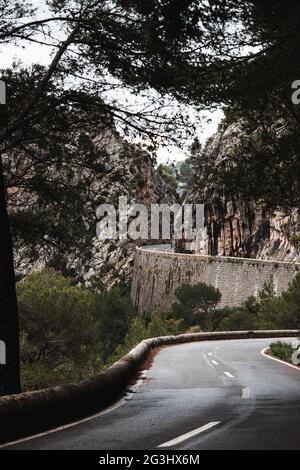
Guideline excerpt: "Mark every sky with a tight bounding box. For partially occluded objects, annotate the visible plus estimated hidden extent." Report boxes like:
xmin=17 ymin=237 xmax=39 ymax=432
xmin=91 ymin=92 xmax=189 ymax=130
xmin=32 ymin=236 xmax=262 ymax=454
xmin=0 ymin=3 xmax=224 ymax=165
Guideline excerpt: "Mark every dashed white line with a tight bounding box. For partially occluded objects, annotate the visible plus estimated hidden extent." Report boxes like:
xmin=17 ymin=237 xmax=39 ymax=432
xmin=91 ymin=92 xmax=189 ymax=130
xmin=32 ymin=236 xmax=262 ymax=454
xmin=158 ymin=422 xmax=221 ymax=448
xmin=211 ymin=360 xmax=219 ymax=366
xmin=242 ymin=387 xmax=251 ymax=399
xmin=224 ymin=371 xmax=235 ymax=378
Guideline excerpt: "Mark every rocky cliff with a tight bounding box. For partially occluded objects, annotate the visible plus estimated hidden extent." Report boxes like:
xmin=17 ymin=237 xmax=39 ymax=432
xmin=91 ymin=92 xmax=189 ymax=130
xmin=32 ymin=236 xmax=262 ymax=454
xmin=8 ymin=130 xmax=175 ymax=288
xmin=186 ymin=119 xmax=300 ymax=262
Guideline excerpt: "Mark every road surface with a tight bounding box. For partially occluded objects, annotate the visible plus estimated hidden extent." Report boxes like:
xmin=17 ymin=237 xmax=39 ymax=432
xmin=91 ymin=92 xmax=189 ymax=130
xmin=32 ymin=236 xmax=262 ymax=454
xmin=140 ymin=245 xmax=171 ymax=252
xmin=3 ymin=338 xmax=300 ymax=450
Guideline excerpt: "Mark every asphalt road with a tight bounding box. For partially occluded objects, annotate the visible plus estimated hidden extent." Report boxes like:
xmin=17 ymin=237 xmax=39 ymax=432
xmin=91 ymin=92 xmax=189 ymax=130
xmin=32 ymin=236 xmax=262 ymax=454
xmin=140 ymin=244 xmax=171 ymax=252
xmin=3 ymin=338 xmax=300 ymax=450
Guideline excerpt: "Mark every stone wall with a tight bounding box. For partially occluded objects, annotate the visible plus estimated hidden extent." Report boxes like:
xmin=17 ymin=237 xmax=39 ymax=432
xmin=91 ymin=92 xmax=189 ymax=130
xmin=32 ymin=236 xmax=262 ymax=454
xmin=132 ymin=248 xmax=300 ymax=314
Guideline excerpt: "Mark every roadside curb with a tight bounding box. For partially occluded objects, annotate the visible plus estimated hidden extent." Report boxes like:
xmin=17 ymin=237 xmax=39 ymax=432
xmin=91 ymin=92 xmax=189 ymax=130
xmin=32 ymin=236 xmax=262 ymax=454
xmin=0 ymin=330 xmax=299 ymax=444
xmin=261 ymin=346 xmax=300 ymax=372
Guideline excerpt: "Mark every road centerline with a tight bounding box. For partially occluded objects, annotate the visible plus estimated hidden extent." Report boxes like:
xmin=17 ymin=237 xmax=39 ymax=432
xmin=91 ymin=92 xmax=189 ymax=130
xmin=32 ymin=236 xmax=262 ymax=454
xmin=224 ymin=371 xmax=235 ymax=378
xmin=158 ymin=422 xmax=221 ymax=448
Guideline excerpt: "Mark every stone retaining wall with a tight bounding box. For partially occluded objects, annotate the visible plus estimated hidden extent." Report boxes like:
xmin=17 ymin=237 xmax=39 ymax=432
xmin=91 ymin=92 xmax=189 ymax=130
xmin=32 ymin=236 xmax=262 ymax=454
xmin=132 ymin=248 xmax=300 ymax=313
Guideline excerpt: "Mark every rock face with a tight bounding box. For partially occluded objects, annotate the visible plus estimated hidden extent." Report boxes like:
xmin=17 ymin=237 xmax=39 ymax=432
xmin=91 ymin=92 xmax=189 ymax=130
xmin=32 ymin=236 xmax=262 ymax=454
xmin=186 ymin=120 xmax=300 ymax=262
xmin=9 ymin=130 xmax=175 ymax=288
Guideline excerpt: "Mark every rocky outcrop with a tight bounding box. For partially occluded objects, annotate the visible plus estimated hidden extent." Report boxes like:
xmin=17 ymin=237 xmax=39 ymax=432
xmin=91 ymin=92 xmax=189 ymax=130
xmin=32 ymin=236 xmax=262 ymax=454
xmin=8 ymin=130 xmax=175 ymax=288
xmin=186 ymin=120 xmax=300 ymax=262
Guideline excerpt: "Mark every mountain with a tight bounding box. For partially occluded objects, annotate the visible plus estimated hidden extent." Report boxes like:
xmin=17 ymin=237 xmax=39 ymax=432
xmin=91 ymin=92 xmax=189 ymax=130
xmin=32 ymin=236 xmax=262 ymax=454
xmin=186 ymin=119 xmax=300 ymax=262
xmin=8 ymin=130 xmax=175 ymax=288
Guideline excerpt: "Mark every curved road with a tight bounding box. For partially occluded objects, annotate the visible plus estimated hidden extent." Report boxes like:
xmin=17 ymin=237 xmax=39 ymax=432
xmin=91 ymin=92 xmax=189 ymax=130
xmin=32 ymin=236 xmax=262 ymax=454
xmin=3 ymin=338 xmax=300 ymax=450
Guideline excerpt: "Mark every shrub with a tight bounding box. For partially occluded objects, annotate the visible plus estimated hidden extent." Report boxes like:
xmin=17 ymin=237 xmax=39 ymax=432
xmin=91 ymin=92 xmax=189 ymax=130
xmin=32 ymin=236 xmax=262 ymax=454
xmin=215 ymin=275 xmax=300 ymax=331
xmin=18 ymin=269 xmax=102 ymax=391
xmin=108 ymin=310 xmax=183 ymax=364
xmin=269 ymin=342 xmax=295 ymax=363
xmin=96 ymin=288 xmax=135 ymax=363
xmin=173 ymin=283 xmax=221 ymax=330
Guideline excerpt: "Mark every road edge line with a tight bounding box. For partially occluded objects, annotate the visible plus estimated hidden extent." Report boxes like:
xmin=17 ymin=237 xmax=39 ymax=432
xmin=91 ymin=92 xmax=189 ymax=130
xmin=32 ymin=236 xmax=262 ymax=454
xmin=261 ymin=347 xmax=300 ymax=372
xmin=0 ymin=397 xmax=127 ymax=449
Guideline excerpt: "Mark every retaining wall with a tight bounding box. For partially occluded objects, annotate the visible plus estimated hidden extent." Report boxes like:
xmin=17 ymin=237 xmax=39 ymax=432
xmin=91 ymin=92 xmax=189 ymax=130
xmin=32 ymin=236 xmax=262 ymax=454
xmin=132 ymin=248 xmax=300 ymax=314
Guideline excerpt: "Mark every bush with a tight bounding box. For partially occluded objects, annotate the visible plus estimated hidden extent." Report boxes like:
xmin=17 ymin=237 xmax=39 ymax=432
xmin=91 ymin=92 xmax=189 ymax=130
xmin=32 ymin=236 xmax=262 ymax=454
xmin=269 ymin=342 xmax=295 ymax=363
xmin=217 ymin=297 xmax=261 ymax=331
xmin=96 ymin=288 xmax=135 ymax=363
xmin=18 ymin=269 xmax=102 ymax=391
xmin=172 ymin=283 xmax=221 ymax=330
xmin=18 ymin=269 xmax=185 ymax=390
xmin=214 ymin=275 xmax=300 ymax=332
xmin=108 ymin=310 xmax=183 ymax=364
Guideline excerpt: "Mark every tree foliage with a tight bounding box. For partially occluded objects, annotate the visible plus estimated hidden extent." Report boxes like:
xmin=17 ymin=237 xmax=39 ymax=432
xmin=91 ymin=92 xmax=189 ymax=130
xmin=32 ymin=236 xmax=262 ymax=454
xmin=173 ymin=283 xmax=221 ymax=330
xmin=178 ymin=137 xmax=202 ymax=192
xmin=18 ymin=269 xmax=102 ymax=390
xmin=215 ymin=274 xmax=300 ymax=331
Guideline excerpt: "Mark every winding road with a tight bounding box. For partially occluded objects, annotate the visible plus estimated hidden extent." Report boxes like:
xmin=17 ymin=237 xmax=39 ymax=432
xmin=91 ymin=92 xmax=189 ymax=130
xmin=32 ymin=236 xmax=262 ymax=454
xmin=3 ymin=338 xmax=300 ymax=450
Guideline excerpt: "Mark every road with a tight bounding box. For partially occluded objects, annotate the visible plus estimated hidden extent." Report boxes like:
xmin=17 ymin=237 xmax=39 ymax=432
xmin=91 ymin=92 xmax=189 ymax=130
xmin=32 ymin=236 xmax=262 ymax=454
xmin=140 ymin=244 xmax=171 ymax=252
xmin=3 ymin=338 xmax=300 ymax=450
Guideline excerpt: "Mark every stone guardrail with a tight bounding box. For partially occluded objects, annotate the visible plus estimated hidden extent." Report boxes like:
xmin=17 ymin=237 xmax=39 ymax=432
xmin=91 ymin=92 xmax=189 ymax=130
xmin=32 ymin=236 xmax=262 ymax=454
xmin=0 ymin=330 xmax=299 ymax=445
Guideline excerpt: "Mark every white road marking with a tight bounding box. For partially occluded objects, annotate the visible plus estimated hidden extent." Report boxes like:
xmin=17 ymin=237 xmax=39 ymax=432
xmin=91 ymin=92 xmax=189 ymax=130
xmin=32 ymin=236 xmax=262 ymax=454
xmin=208 ymin=353 xmax=213 ymax=356
xmin=0 ymin=396 xmax=127 ymax=449
xmin=242 ymin=388 xmax=251 ymax=399
xmin=3 ymin=371 xmax=149 ymax=448
xmin=211 ymin=360 xmax=219 ymax=366
xmin=261 ymin=347 xmax=300 ymax=372
xmin=158 ymin=422 xmax=221 ymax=448
xmin=224 ymin=371 xmax=235 ymax=378
xmin=202 ymin=353 xmax=215 ymax=370
xmin=127 ymin=378 xmax=144 ymax=393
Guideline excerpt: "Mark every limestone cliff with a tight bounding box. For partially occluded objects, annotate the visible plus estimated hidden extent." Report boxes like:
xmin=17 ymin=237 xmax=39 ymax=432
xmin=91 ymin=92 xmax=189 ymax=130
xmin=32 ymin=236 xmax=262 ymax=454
xmin=8 ymin=130 xmax=175 ymax=288
xmin=186 ymin=120 xmax=300 ymax=262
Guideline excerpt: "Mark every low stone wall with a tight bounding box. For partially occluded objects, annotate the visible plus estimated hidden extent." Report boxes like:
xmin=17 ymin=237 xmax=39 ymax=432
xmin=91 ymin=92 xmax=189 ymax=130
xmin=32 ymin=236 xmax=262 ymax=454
xmin=132 ymin=248 xmax=300 ymax=314
xmin=0 ymin=330 xmax=298 ymax=445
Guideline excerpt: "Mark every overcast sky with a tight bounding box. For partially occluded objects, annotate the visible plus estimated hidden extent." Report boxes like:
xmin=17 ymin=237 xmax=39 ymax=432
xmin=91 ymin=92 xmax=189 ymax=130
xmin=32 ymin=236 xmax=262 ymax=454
xmin=0 ymin=2 xmax=224 ymax=164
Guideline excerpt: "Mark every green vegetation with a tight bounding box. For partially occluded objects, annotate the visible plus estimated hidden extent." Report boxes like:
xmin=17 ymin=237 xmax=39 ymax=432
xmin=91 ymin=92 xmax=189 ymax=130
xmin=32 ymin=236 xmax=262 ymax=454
xmin=18 ymin=270 xmax=183 ymax=391
xmin=18 ymin=270 xmax=300 ymax=392
xmin=109 ymin=310 xmax=183 ymax=364
xmin=18 ymin=270 xmax=102 ymax=391
xmin=213 ymin=276 xmax=300 ymax=331
xmin=178 ymin=137 xmax=202 ymax=192
xmin=269 ymin=342 xmax=295 ymax=364
xmin=171 ymin=276 xmax=300 ymax=333
xmin=290 ymin=235 xmax=300 ymax=245
xmin=172 ymin=283 xmax=221 ymax=330
xmin=157 ymin=164 xmax=179 ymax=192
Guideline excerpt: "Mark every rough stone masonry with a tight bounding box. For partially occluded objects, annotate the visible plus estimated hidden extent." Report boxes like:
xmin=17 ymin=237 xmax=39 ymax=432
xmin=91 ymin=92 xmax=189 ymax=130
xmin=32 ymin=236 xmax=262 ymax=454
xmin=131 ymin=248 xmax=300 ymax=314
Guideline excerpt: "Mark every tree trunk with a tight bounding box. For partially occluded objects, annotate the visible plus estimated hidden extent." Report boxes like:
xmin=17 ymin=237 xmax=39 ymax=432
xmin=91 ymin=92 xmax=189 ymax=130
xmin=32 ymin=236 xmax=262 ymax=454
xmin=0 ymin=91 xmax=21 ymax=396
